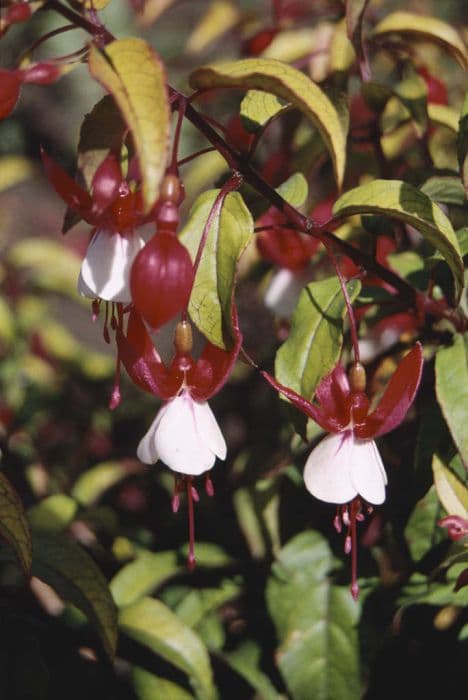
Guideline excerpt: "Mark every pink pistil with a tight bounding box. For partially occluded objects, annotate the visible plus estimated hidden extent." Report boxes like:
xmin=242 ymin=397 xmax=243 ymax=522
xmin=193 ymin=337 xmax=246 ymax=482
xmin=186 ymin=477 xmax=196 ymax=571
xmin=335 ymin=498 xmax=366 ymax=600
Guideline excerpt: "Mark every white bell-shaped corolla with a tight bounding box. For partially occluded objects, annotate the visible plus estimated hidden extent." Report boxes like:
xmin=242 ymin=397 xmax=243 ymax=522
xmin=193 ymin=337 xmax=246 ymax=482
xmin=137 ymin=391 xmax=227 ymax=476
xmin=303 ymin=431 xmax=388 ymax=506
xmin=78 ymin=228 xmax=146 ymax=303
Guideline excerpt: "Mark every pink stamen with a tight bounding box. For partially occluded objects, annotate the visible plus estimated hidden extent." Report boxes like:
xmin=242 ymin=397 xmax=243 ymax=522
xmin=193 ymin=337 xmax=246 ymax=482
xmin=103 ymin=302 xmax=110 ymax=344
xmin=344 ymin=535 xmax=352 ymax=554
xmin=92 ymin=299 xmax=100 ymax=322
xmin=191 ymin=485 xmax=199 ymax=502
xmin=342 ymin=505 xmax=350 ymax=527
xmin=205 ymin=475 xmax=215 ymax=497
xmin=172 ymin=477 xmax=181 ymax=513
xmin=333 ymin=511 xmax=342 ymax=533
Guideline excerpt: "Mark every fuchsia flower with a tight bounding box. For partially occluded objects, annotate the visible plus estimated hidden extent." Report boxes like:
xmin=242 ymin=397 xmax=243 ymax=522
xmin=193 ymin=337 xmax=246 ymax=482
xmin=263 ymin=343 xmax=424 ymax=598
xmin=42 ymin=149 xmax=150 ymax=304
xmin=117 ymin=309 xmax=241 ymax=568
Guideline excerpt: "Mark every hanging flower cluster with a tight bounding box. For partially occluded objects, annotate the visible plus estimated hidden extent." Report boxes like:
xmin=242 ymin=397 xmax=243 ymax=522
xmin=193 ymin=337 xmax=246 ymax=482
xmin=263 ymin=344 xmax=423 ymax=597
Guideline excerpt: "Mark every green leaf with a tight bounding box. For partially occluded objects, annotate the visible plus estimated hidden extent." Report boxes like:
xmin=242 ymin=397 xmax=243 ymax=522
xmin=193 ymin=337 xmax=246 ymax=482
xmin=435 ymin=334 xmax=468 ymax=466
xmin=88 ymin=38 xmax=170 ymax=213
xmin=119 ymin=597 xmax=216 ymax=700
xmin=266 ymin=531 xmax=361 ymax=700
xmin=222 ymin=640 xmax=283 ymax=700
xmin=32 ymin=532 xmax=118 ymax=660
xmin=180 ymin=190 xmax=253 ymax=348
xmin=0 ymin=472 xmax=32 ymax=575
xmin=110 ymin=551 xmax=180 ymax=608
xmin=432 ymin=455 xmax=468 ymax=518
xmin=371 ymin=12 xmax=468 ymax=70
xmin=393 ymin=72 xmax=428 ymax=137
xmin=7 ymin=239 xmax=81 ymax=299
xmin=420 ymin=176 xmax=466 ymax=206
xmin=400 ymin=566 xmax=468 ymax=608
xmin=240 ymin=90 xmax=289 ymax=132
xmin=77 ymin=95 xmax=126 ymax=190
xmin=428 ymin=103 xmax=460 ymax=133
xmin=72 ymin=460 xmax=142 ymax=507
xmin=404 ymin=487 xmax=443 ymax=563
xmin=276 ymin=172 xmax=308 ymax=208
xmin=457 ymin=92 xmax=468 ymax=197
xmin=332 ymin=179 xmax=464 ymax=300
xmin=132 ymin=666 xmax=194 ymax=700
xmin=28 ymin=495 xmax=77 ymax=534
xmin=190 ymin=58 xmax=346 ymax=188
xmin=275 ymin=277 xmax=361 ymax=400
xmin=174 ymin=578 xmax=240 ymax=630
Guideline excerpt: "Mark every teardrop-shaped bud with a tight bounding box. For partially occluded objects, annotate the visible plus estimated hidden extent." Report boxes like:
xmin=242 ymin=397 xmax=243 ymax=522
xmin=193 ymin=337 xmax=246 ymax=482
xmin=130 ymin=231 xmax=194 ymax=329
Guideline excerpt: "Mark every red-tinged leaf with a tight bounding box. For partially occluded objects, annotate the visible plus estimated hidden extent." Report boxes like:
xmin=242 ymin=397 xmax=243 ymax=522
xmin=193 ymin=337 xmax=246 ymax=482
xmin=356 ymin=342 xmax=423 ymax=439
xmin=91 ymin=154 xmax=122 ymax=215
xmin=260 ymin=370 xmax=335 ymax=432
xmin=41 ymin=148 xmax=92 ymax=216
xmin=190 ymin=307 xmax=242 ymax=400
xmin=0 ymin=69 xmax=21 ymax=120
xmin=117 ymin=311 xmax=181 ymax=399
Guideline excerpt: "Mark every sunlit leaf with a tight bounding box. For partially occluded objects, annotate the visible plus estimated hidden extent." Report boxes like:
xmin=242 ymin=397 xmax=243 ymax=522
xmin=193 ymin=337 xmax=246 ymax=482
xmin=190 ymin=58 xmax=346 ymax=188
xmin=119 ymin=597 xmax=216 ymax=700
xmin=266 ymin=531 xmax=361 ymax=700
xmin=132 ymin=666 xmax=194 ymax=700
xmin=432 ymin=455 xmax=468 ymax=518
xmin=88 ymin=38 xmax=170 ymax=213
xmin=7 ymin=239 xmax=81 ymax=299
xmin=111 ymin=551 xmax=179 ymax=608
xmin=186 ymin=0 xmax=240 ymax=55
xmin=240 ymin=90 xmax=288 ymax=132
xmin=180 ymin=190 xmax=253 ymax=348
xmin=420 ymin=177 xmax=466 ymax=206
xmin=333 ymin=179 xmax=464 ymax=300
xmin=428 ymin=103 xmax=459 ymax=133
xmin=222 ymin=640 xmax=283 ymax=700
xmin=28 ymin=495 xmax=77 ymax=534
xmin=371 ymin=12 xmax=468 ymax=70
xmin=72 ymin=460 xmax=142 ymax=507
xmin=435 ymin=334 xmax=468 ymax=466
xmin=76 ymin=0 xmax=112 ymax=8
xmin=0 ymin=471 xmax=32 ymax=575
xmin=32 ymin=532 xmax=118 ymax=659
xmin=275 ymin=277 xmax=361 ymax=400
xmin=276 ymin=172 xmax=308 ymax=208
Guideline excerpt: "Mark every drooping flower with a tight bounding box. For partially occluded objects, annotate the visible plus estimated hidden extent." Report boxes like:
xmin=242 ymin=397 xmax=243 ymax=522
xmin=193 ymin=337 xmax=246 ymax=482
xmin=262 ymin=343 xmax=424 ymax=597
xmin=117 ymin=309 xmax=241 ymax=568
xmin=42 ymin=149 xmax=150 ymax=304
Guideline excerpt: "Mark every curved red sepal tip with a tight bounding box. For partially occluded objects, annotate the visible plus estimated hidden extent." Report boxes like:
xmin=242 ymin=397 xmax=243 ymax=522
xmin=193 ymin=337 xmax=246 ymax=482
xmin=41 ymin=147 xmax=92 ymax=214
xmin=356 ymin=342 xmax=424 ymax=439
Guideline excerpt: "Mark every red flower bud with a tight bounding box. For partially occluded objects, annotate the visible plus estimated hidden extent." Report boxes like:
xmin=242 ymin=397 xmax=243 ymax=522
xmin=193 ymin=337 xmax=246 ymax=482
xmin=7 ymin=2 xmax=32 ymax=23
xmin=130 ymin=232 xmax=194 ymax=329
xmin=21 ymin=62 xmax=60 ymax=85
xmin=242 ymin=28 xmax=278 ymax=56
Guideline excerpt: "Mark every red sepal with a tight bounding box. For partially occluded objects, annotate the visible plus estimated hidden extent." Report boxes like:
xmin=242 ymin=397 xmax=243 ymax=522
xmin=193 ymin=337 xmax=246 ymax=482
xmin=256 ymin=208 xmax=318 ymax=270
xmin=356 ymin=342 xmax=423 ymax=439
xmin=41 ymin=148 xmax=92 ymax=216
xmin=260 ymin=370 xmax=338 ymax=432
xmin=0 ymin=69 xmax=21 ymax=120
xmin=189 ymin=308 xmax=242 ymax=400
xmin=314 ymin=364 xmax=351 ymax=430
xmin=116 ymin=310 xmax=182 ymax=399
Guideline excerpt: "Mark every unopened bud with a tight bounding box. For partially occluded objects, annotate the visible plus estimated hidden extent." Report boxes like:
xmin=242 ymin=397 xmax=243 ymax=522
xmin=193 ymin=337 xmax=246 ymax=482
xmin=160 ymin=174 xmax=181 ymax=204
xmin=349 ymin=362 xmax=366 ymax=393
xmin=174 ymin=320 xmax=193 ymax=356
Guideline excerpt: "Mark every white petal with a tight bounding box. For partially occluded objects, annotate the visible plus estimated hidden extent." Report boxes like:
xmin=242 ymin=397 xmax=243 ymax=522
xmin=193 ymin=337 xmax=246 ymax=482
xmin=264 ymin=268 xmax=313 ymax=318
xmin=79 ymin=228 xmax=145 ymax=302
xmin=136 ymin=403 xmax=168 ymax=464
xmin=349 ymin=439 xmax=387 ymax=505
xmin=304 ymin=432 xmax=357 ymax=504
xmin=191 ymin=400 xmax=227 ymax=460
xmin=153 ymin=395 xmax=217 ymax=476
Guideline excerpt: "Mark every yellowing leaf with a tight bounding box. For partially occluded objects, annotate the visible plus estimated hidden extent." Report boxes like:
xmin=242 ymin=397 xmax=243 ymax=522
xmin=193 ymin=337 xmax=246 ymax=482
xmin=180 ymin=190 xmax=253 ymax=348
xmin=433 ymin=455 xmax=468 ymax=518
xmin=333 ymin=179 xmax=464 ymax=300
xmin=428 ymin=104 xmax=460 ymax=133
xmin=190 ymin=58 xmax=346 ymax=188
xmin=372 ymin=12 xmax=468 ymax=70
xmin=76 ymin=0 xmax=112 ymax=8
xmin=0 ymin=156 xmax=36 ymax=192
xmin=0 ymin=472 xmax=32 ymax=575
xmin=240 ymin=90 xmax=288 ymax=132
xmin=88 ymin=38 xmax=170 ymax=213
xmin=186 ymin=0 xmax=240 ymax=55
